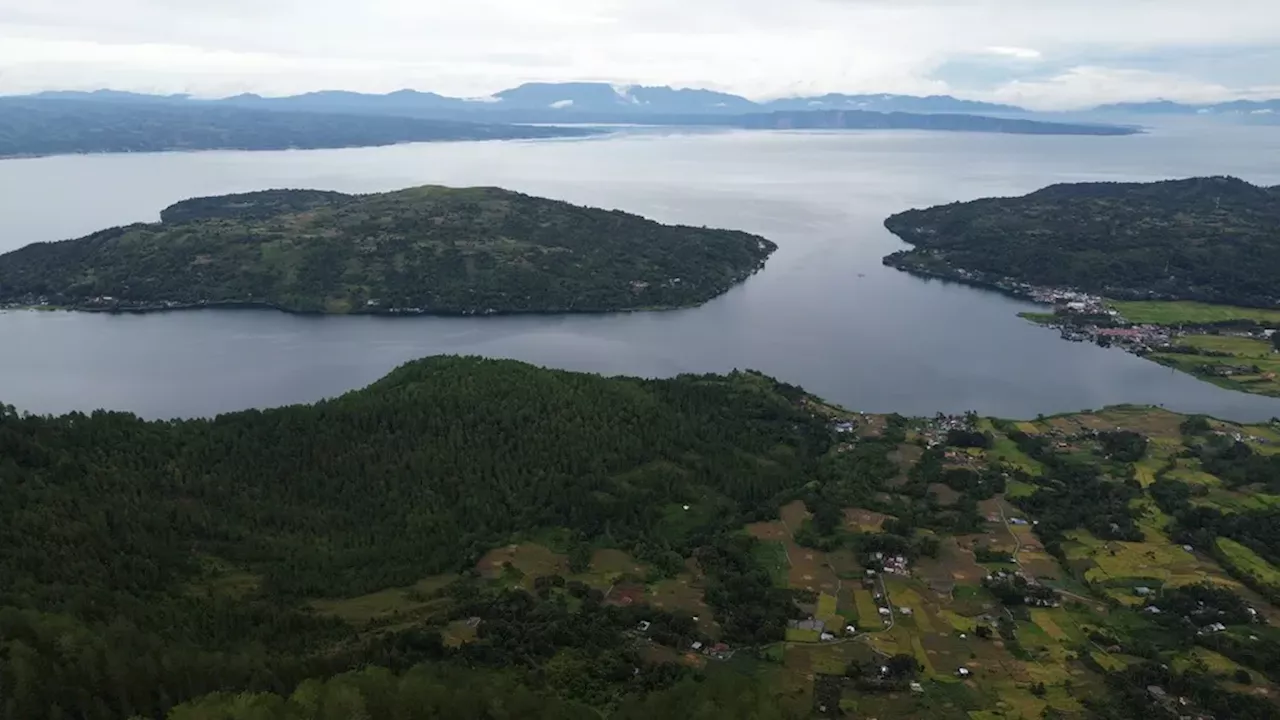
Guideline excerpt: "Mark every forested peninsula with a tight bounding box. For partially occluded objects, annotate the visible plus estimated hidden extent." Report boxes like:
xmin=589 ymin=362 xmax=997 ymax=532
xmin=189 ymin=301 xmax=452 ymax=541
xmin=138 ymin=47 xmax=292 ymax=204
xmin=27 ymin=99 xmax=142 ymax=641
xmin=6 ymin=357 xmax=1280 ymax=719
xmin=0 ymin=98 xmax=594 ymax=158
xmin=882 ymin=176 xmax=1280 ymax=307
xmin=0 ymin=186 xmax=776 ymax=314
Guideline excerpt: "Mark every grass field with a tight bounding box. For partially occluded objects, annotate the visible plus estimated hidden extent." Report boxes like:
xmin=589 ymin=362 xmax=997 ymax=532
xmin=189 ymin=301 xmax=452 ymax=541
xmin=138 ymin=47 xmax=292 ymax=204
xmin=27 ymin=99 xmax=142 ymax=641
xmin=1182 ymin=334 xmax=1276 ymax=357
xmin=854 ymin=588 xmax=881 ymax=627
xmin=311 ymin=574 xmax=455 ymax=626
xmin=784 ymin=628 xmax=821 ymax=643
xmin=477 ymin=542 xmax=568 ymax=585
xmin=1216 ymin=537 xmax=1280 ymax=592
xmin=989 ymin=434 xmax=1044 ymax=476
xmin=752 ymin=540 xmax=791 ymax=588
xmin=844 ymin=507 xmax=892 ymax=532
xmin=1110 ymin=300 xmax=1280 ymax=325
xmin=1149 ymin=351 xmax=1280 ymax=397
xmin=817 ymin=592 xmax=842 ymax=629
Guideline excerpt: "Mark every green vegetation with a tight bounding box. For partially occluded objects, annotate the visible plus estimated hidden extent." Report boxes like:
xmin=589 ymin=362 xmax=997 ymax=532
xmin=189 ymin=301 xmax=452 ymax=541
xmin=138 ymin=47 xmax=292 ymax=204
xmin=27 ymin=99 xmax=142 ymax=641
xmin=0 ymin=186 xmax=776 ymax=314
xmin=0 ymin=97 xmax=593 ymax=158
xmin=884 ymin=176 xmax=1280 ymax=307
xmin=1110 ymin=301 xmax=1280 ymax=326
xmin=5 ymin=361 xmax=1280 ymax=719
xmin=1216 ymin=538 xmax=1280 ymax=597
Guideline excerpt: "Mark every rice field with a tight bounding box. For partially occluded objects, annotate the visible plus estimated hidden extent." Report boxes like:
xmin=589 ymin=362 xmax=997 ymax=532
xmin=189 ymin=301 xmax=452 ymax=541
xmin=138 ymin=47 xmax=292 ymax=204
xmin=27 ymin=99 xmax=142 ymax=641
xmin=1216 ymin=537 xmax=1280 ymax=592
xmin=1110 ymin=300 xmax=1280 ymax=325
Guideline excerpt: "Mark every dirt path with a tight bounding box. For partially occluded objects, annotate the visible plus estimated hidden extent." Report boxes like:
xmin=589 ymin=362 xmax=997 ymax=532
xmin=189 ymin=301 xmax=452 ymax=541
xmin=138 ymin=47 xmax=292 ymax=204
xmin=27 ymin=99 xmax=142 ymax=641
xmin=997 ymin=500 xmax=1026 ymax=572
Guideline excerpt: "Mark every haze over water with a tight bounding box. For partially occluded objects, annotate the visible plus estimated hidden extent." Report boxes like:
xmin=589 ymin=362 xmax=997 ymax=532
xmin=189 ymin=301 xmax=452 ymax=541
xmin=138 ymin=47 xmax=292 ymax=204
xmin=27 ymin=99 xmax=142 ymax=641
xmin=3 ymin=125 xmax=1280 ymax=421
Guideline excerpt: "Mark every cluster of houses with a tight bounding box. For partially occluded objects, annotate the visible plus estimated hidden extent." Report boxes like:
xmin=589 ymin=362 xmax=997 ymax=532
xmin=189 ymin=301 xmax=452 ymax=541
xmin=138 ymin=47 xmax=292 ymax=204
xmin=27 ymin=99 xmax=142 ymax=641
xmin=983 ymin=569 xmax=1062 ymax=608
xmin=921 ymin=414 xmax=978 ymax=448
xmin=1030 ymin=288 xmax=1113 ymax=315
xmin=870 ymin=551 xmax=910 ymax=576
xmin=1019 ymin=288 xmax=1180 ymax=353
xmin=633 ymin=619 xmax=735 ymax=660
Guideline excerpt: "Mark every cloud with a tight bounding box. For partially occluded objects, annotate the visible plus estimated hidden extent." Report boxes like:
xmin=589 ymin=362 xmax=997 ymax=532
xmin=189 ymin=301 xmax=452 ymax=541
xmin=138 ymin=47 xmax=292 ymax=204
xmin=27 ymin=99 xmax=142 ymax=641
xmin=987 ymin=66 xmax=1280 ymax=111
xmin=0 ymin=0 xmax=1277 ymax=108
xmin=984 ymin=46 xmax=1042 ymax=60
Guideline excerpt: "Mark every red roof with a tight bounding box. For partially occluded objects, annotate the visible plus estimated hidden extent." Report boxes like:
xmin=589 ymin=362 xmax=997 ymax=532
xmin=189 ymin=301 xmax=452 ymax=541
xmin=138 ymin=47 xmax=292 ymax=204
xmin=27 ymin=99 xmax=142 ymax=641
xmin=1097 ymin=328 xmax=1142 ymax=338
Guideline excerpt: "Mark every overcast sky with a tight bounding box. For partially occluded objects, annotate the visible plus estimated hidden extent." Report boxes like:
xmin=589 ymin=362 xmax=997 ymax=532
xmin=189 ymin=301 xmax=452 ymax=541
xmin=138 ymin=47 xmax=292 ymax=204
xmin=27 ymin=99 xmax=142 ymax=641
xmin=2 ymin=0 xmax=1278 ymax=109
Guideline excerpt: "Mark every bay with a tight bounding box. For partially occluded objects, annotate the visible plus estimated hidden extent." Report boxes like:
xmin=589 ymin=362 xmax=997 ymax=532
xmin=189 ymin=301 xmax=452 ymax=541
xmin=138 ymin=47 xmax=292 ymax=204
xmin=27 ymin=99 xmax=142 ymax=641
xmin=3 ymin=126 xmax=1280 ymax=420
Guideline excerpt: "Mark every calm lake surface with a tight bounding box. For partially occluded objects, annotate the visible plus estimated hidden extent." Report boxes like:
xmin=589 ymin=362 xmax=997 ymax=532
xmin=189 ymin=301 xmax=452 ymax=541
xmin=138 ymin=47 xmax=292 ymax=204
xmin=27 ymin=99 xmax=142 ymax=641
xmin=4 ymin=126 xmax=1280 ymax=420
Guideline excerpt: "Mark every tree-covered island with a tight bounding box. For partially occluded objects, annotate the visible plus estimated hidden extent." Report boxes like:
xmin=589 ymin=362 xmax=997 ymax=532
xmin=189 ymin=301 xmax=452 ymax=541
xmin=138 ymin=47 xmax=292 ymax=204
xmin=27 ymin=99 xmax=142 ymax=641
xmin=882 ymin=176 xmax=1280 ymax=397
xmin=0 ymin=186 xmax=777 ymax=314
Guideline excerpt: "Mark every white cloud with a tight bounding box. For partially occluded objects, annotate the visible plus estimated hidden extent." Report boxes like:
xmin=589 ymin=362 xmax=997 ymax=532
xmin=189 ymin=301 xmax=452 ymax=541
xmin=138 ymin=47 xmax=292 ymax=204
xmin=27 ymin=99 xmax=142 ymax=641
xmin=984 ymin=46 xmax=1042 ymax=60
xmin=0 ymin=0 xmax=1277 ymax=108
xmin=988 ymin=66 xmax=1280 ymax=111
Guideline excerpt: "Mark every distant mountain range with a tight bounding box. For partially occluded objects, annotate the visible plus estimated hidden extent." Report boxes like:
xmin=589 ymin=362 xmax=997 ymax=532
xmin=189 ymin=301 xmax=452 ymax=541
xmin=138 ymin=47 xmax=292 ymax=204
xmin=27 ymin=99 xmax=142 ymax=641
xmin=22 ymin=83 xmax=1028 ymax=120
xmin=17 ymin=84 xmax=1280 ymax=122
xmin=0 ymin=85 xmax=1139 ymax=158
xmin=0 ymin=98 xmax=595 ymax=159
xmin=1091 ymin=99 xmax=1280 ymax=116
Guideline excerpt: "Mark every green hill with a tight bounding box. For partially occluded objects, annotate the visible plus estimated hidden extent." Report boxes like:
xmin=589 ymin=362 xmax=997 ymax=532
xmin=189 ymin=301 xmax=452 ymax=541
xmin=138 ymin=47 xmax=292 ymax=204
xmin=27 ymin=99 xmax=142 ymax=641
xmin=0 ymin=186 xmax=776 ymax=314
xmin=883 ymin=176 xmax=1280 ymax=307
xmin=5 ymin=359 xmax=1280 ymax=719
xmin=0 ymin=356 xmax=825 ymax=719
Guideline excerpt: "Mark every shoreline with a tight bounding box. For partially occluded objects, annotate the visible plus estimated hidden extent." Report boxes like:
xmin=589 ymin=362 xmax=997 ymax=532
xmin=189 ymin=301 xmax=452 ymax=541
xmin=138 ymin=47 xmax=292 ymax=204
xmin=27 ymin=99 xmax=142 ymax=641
xmin=1 ymin=299 xmax=711 ymax=318
xmin=882 ymin=250 xmax=1280 ymax=401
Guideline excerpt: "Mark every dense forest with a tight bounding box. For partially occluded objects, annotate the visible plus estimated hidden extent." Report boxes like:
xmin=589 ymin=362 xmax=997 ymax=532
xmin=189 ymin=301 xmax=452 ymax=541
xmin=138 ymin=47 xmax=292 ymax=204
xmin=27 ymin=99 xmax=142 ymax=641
xmin=0 ymin=187 xmax=776 ymax=314
xmin=0 ymin=357 xmax=827 ymax=718
xmin=0 ymin=98 xmax=592 ymax=158
xmin=882 ymin=176 xmax=1280 ymax=307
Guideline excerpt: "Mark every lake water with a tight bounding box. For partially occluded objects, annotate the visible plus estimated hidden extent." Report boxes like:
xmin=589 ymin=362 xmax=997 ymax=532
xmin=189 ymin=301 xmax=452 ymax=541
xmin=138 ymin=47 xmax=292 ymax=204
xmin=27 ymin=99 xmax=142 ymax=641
xmin=4 ymin=126 xmax=1280 ymax=421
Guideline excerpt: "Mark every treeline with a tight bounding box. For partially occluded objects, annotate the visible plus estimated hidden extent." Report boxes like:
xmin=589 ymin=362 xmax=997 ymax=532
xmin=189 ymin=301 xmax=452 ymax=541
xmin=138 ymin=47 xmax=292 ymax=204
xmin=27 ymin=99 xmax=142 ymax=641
xmin=0 ymin=358 xmax=829 ymax=718
xmin=883 ymin=176 xmax=1280 ymax=307
xmin=0 ymin=98 xmax=591 ymax=158
xmin=0 ymin=186 xmax=776 ymax=315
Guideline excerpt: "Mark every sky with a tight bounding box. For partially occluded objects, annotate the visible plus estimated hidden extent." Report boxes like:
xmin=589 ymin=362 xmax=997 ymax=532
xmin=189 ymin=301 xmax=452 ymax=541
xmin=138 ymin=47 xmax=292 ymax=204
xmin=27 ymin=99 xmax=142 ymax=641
xmin=1 ymin=0 xmax=1278 ymax=110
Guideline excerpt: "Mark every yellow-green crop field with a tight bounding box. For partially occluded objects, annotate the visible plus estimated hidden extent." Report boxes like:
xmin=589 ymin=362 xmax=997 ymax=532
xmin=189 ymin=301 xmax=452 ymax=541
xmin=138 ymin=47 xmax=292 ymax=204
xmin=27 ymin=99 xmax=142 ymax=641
xmin=1110 ymin=300 xmax=1280 ymax=325
xmin=1216 ymin=537 xmax=1280 ymax=592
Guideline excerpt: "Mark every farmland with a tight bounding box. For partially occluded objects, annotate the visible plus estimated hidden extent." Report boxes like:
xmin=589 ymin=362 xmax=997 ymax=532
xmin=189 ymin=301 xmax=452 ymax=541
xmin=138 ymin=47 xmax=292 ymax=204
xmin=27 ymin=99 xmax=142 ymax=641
xmin=1110 ymin=300 xmax=1280 ymax=326
xmin=296 ymin=402 xmax=1280 ymax=719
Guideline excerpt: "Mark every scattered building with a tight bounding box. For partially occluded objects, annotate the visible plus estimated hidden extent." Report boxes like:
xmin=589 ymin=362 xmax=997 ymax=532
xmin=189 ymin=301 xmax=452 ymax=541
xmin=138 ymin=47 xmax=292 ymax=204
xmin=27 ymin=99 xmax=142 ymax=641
xmin=957 ymin=667 xmax=972 ymax=678
xmin=637 ymin=620 xmax=651 ymax=632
